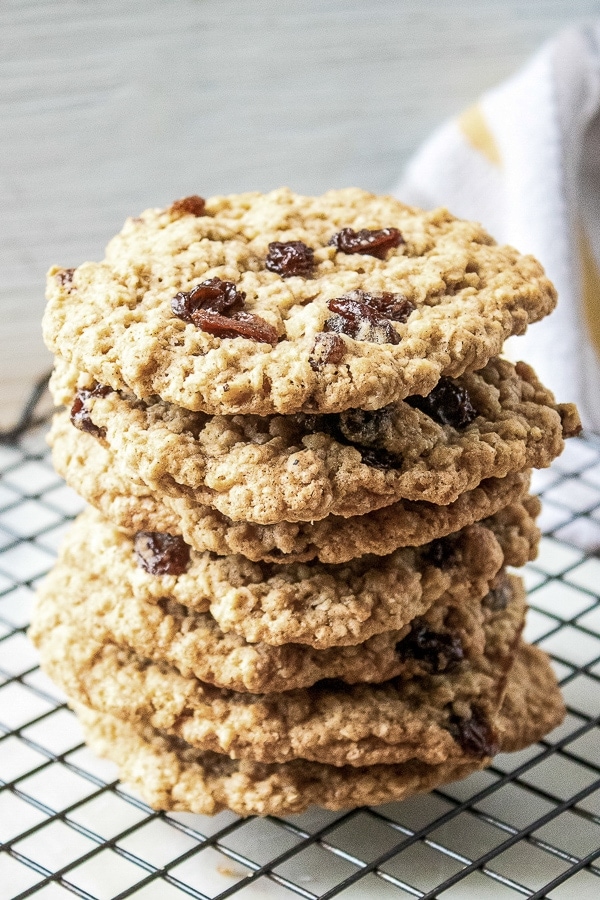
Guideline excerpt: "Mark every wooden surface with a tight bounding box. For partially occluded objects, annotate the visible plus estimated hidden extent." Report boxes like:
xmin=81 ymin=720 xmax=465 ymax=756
xmin=2 ymin=0 xmax=599 ymax=428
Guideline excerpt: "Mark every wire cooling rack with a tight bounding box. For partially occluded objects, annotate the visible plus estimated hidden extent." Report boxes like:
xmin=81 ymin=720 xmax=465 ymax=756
xmin=1 ymin=411 xmax=599 ymax=900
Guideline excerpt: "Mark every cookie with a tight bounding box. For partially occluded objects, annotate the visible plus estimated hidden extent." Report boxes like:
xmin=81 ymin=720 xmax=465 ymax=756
xmin=43 ymin=188 xmax=557 ymax=417
xmin=50 ymin=409 xmax=532 ymax=563
xmin=33 ymin=502 xmax=538 ymax=649
xmin=73 ymin=643 xmax=565 ymax=816
xmin=35 ymin=504 xmax=525 ymax=690
xmin=50 ymin=356 xmax=578 ymax=521
xmin=31 ymin=584 xmax=524 ymax=768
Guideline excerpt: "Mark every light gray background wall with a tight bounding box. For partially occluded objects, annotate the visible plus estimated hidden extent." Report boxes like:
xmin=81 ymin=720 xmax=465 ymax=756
xmin=2 ymin=0 xmax=600 ymax=427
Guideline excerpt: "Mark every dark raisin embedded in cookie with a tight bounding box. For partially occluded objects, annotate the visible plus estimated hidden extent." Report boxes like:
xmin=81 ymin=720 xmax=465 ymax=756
xmin=358 ymin=446 xmax=401 ymax=470
xmin=55 ymin=268 xmax=75 ymax=288
xmin=325 ymin=308 xmax=400 ymax=345
xmin=172 ymin=277 xmax=278 ymax=345
xmin=297 ymin=406 xmax=403 ymax=469
xmin=309 ymin=332 xmax=346 ymax=370
xmin=266 ymin=241 xmax=315 ymax=278
xmin=395 ymin=620 xmax=464 ymax=673
xmin=172 ymin=278 xmax=245 ymax=321
xmin=449 ymin=709 xmax=498 ymax=757
xmin=194 ymin=310 xmax=279 ymax=344
xmin=338 ymin=406 xmax=394 ymax=448
xmin=134 ymin=532 xmax=191 ymax=576
xmin=483 ymin=577 xmax=513 ymax=612
xmin=70 ymin=384 xmax=112 ymax=439
xmin=170 ymin=195 xmax=206 ymax=217
xmin=328 ymin=227 xmax=404 ymax=259
xmin=324 ymin=290 xmax=414 ymax=345
xmin=337 ymin=406 xmax=403 ymax=468
xmin=406 ymin=377 xmax=478 ymax=429
xmin=424 ymin=537 xmax=457 ymax=569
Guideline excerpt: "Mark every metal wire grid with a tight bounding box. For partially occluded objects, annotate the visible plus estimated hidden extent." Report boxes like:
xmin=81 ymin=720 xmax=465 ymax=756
xmin=0 ymin=421 xmax=599 ymax=900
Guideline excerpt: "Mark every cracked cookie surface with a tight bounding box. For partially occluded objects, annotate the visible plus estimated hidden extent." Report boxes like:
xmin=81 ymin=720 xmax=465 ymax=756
xmin=74 ymin=644 xmax=565 ymax=815
xmin=50 ymin=356 xmax=577 ymax=521
xmin=43 ymin=188 xmax=557 ymax=417
xmin=33 ymin=503 xmax=538 ymax=649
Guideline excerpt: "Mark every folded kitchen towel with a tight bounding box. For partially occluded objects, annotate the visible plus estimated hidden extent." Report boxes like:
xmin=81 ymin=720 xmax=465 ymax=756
xmin=394 ymin=23 xmax=600 ymax=431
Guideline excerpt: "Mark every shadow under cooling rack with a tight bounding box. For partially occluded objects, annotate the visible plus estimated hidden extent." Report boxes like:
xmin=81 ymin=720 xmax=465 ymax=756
xmin=0 ymin=421 xmax=599 ymax=900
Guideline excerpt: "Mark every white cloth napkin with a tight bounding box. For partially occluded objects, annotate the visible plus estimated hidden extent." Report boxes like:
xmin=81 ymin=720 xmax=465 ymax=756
xmin=394 ymin=23 xmax=600 ymax=431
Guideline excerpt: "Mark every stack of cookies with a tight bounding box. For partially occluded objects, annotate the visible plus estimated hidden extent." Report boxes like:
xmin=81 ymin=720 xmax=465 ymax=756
xmin=31 ymin=189 xmax=580 ymax=816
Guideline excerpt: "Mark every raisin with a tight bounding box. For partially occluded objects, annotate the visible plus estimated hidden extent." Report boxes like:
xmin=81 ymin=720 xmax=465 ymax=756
xmin=396 ymin=620 xmax=464 ymax=673
xmin=266 ymin=241 xmax=315 ymax=278
xmin=324 ymin=290 xmax=414 ymax=345
xmin=483 ymin=577 xmax=513 ymax=612
xmin=292 ymin=409 xmax=402 ymax=469
xmin=406 ymin=377 xmax=478 ymax=428
xmin=70 ymin=384 xmax=112 ymax=439
xmin=358 ymin=446 xmax=401 ymax=470
xmin=361 ymin=292 xmax=414 ymax=323
xmin=328 ymin=227 xmax=404 ymax=259
xmin=170 ymin=195 xmax=206 ymax=217
xmin=56 ymin=268 xmax=75 ymax=288
xmin=172 ymin=277 xmax=278 ymax=345
xmin=134 ymin=532 xmax=191 ymax=576
xmin=172 ymin=278 xmax=245 ymax=321
xmin=309 ymin=333 xmax=346 ymax=370
xmin=192 ymin=309 xmax=279 ymax=343
xmin=424 ymin=537 xmax=457 ymax=569
xmin=325 ymin=311 xmax=399 ymax=345
xmin=338 ymin=406 xmax=393 ymax=448
xmin=329 ymin=291 xmax=414 ymax=324
xmin=449 ymin=709 xmax=498 ymax=757
xmin=338 ymin=406 xmax=402 ymax=469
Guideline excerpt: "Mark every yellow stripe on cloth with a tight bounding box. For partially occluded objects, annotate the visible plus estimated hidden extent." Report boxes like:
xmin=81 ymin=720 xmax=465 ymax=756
xmin=579 ymin=224 xmax=600 ymax=358
xmin=458 ymin=104 xmax=502 ymax=167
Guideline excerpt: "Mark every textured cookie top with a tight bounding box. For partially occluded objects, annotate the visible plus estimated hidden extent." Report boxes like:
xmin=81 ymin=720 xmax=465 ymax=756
xmin=51 ymin=356 xmax=578 ymax=521
xmin=33 ymin=502 xmax=537 ymax=649
xmin=32 ymin=594 xmax=520 ymax=768
xmin=43 ymin=188 xmax=557 ymax=416
xmin=75 ymin=644 xmax=565 ymax=816
xmin=49 ymin=411 xmax=532 ymax=562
